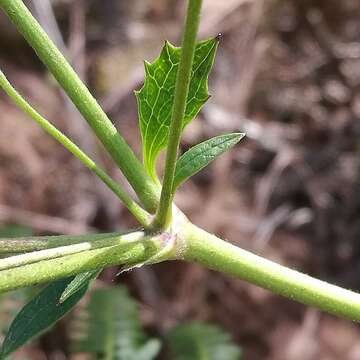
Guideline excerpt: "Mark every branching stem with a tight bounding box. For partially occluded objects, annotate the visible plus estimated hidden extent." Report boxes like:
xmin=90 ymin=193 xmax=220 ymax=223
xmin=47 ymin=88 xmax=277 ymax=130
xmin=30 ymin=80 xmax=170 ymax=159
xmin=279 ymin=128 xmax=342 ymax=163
xmin=1 ymin=0 xmax=360 ymax=325
xmin=0 ymin=0 xmax=159 ymax=212
xmin=0 ymin=238 xmax=118 ymax=271
xmin=0 ymin=70 xmax=150 ymax=226
xmin=0 ymin=232 xmax=118 ymax=254
xmin=153 ymin=0 xmax=203 ymax=229
xmin=0 ymin=231 xmax=171 ymax=293
xmin=2 ymin=222 xmax=360 ymax=321
xmin=182 ymin=223 xmax=360 ymax=321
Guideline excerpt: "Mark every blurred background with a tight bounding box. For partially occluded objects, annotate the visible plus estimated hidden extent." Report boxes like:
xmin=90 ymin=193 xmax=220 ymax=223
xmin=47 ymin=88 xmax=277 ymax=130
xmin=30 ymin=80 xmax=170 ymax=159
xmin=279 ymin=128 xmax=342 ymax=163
xmin=1 ymin=0 xmax=360 ymax=359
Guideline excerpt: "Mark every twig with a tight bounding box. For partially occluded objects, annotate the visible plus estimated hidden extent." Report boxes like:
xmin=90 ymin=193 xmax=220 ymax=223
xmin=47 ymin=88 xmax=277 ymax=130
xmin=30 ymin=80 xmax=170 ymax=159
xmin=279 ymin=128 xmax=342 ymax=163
xmin=153 ymin=0 xmax=203 ymax=229
xmin=0 ymin=71 xmax=151 ymax=225
xmin=0 ymin=0 xmax=160 ymax=212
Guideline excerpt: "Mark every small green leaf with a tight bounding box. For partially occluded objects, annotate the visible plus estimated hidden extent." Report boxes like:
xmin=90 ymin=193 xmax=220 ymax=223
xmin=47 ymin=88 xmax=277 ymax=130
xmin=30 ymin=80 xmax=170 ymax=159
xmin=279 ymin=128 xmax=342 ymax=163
xmin=174 ymin=133 xmax=245 ymax=189
xmin=59 ymin=270 xmax=100 ymax=303
xmin=136 ymin=37 xmax=219 ymax=179
xmin=168 ymin=322 xmax=242 ymax=360
xmin=0 ymin=277 xmax=88 ymax=358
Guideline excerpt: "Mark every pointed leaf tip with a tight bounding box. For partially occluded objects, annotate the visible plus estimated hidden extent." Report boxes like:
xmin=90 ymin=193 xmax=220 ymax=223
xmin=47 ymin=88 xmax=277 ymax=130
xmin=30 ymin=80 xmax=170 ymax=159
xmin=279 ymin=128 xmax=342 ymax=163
xmin=59 ymin=270 xmax=99 ymax=303
xmin=136 ymin=38 xmax=219 ymax=178
xmin=173 ymin=133 xmax=245 ymax=189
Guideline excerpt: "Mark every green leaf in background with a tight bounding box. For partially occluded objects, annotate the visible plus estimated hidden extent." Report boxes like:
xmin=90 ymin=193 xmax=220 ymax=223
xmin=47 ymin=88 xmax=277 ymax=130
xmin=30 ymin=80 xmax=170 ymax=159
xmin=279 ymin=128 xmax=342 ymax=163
xmin=0 ymin=225 xmax=32 ymax=238
xmin=174 ymin=133 xmax=245 ymax=189
xmin=135 ymin=37 xmax=219 ymax=179
xmin=168 ymin=322 xmax=242 ymax=360
xmin=60 ymin=270 xmax=100 ymax=303
xmin=0 ymin=277 xmax=89 ymax=358
xmin=71 ymin=286 xmax=161 ymax=360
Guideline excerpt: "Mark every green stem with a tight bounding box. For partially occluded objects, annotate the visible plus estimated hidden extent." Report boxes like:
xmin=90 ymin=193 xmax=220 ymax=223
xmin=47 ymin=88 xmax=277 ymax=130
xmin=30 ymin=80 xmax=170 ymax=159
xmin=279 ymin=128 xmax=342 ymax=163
xmin=0 ymin=231 xmax=169 ymax=293
xmin=0 ymin=233 xmax=139 ymax=270
xmin=0 ymin=70 xmax=150 ymax=226
xmin=2 ymin=221 xmax=360 ymax=321
xmin=0 ymin=233 xmax=117 ymax=254
xmin=182 ymin=223 xmax=360 ymax=321
xmin=0 ymin=0 xmax=159 ymax=212
xmin=153 ymin=0 xmax=202 ymax=229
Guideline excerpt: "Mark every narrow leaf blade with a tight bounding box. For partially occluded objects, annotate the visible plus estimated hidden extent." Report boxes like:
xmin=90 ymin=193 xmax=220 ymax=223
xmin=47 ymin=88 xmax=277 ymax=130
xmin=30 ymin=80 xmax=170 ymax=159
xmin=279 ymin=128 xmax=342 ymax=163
xmin=174 ymin=133 xmax=245 ymax=189
xmin=136 ymin=37 xmax=219 ymax=178
xmin=59 ymin=270 xmax=100 ymax=303
xmin=1 ymin=277 xmax=88 ymax=358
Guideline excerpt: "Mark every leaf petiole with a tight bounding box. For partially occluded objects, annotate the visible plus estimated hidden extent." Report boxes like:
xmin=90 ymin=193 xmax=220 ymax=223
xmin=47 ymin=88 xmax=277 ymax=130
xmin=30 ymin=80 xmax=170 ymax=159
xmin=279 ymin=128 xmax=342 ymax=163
xmin=0 ymin=0 xmax=160 ymax=212
xmin=0 ymin=70 xmax=151 ymax=227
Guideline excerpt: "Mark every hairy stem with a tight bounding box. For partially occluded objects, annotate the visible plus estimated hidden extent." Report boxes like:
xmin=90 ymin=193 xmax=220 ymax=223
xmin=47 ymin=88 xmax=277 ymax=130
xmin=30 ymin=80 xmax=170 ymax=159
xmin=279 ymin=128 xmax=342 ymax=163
xmin=153 ymin=0 xmax=202 ymax=229
xmin=182 ymin=223 xmax=360 ymax=321
xmin=0 ymin=233 xmax=118 ymax=254
xmin=0 ymin=70 xmax=150 ymax=226
xmin=0 ymin=0 xmax=159 ymax=212
xmin=0 ymin=231 xmax=170 ymax=293
xmin=1 ymin=221 xmax=360 ymax=321
xmin=0 ymin=234 xmax=142 ymax=271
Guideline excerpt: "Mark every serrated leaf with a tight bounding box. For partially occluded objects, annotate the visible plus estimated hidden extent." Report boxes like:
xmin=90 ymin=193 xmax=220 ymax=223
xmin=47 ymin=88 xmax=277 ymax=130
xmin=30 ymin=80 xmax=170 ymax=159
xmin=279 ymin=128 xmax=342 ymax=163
xmin=60 ymin=270 xmax=100 ymax=303
xmin=168 ymin=322 xmax=242 ymax=360
xmin=174 ymin=133 xmax=245 ymax=189
xmin=0 ymin=277 xmax=88 ymax=358
xmin=71 ymin=286 xmax=161 ymax=359
xmin=136 ymin=37 xmax=219 ymax=179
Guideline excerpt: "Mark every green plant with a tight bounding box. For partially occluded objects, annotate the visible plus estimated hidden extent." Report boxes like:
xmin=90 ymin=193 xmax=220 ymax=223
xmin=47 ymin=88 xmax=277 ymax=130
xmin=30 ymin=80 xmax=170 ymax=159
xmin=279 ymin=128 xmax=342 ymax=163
xmin=70 ymin=285 xmax=241 ymax=360
xmin=0 ymin=291 xmax=29 ymax=360
xmin=0 ymin=226 xmax=33 ymax=360
xmin=71 ymin=286 xmax=161 ymax=360
xmin=0 ymin=0 xmax=360 ymax=356
xmin=1 ymin=278 xmax=89 ymax=357
xmin=167 ymin=322 xmax=241 ymax=360
xmin=0 ymin=290 xmax=27 ymax=346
